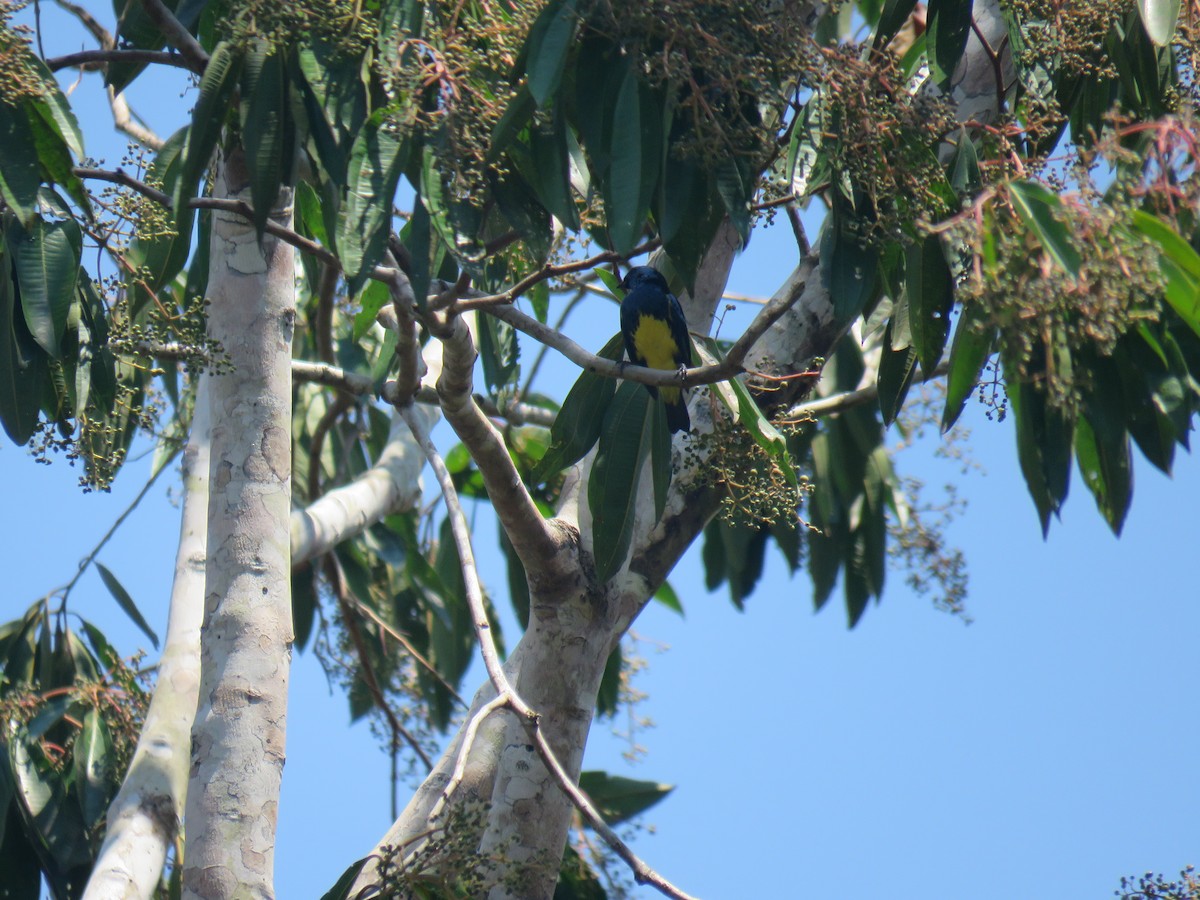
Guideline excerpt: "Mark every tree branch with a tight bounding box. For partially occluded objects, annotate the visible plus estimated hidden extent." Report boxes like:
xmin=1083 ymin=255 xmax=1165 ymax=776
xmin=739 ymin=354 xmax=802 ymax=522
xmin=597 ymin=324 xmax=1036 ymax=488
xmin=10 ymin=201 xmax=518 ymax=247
xmin=46 ymin=48 xmax=192 ymax=71
xmin=430 ymin=315 xmax=574 ymax=586
xmin=137 ymin=0 xmax=207 ymax=73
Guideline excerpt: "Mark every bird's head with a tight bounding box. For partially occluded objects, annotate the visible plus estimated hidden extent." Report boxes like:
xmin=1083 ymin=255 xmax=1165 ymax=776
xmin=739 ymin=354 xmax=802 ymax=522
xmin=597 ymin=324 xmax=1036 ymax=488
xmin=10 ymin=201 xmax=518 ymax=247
xmin=620 ymin=266 xmax=669 ymax=294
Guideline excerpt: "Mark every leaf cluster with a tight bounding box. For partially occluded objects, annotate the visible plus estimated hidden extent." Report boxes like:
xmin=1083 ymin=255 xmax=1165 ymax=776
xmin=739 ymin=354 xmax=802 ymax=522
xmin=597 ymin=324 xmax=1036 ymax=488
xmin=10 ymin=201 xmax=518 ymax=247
xmin=0 ymin=601 xmax=151 ymax=900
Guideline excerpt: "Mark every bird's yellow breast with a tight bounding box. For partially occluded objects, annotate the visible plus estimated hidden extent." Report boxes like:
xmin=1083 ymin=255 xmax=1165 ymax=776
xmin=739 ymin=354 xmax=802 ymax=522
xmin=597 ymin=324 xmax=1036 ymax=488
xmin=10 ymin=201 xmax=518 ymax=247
xmin=632 ymin=316 xmax=679 ymax=370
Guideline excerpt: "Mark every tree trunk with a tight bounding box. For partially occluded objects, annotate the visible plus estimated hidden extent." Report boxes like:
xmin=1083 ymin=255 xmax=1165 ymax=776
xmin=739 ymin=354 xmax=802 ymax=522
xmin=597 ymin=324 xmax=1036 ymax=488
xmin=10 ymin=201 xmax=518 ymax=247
xmin=182 ymin=149 xmax=296 ymax=899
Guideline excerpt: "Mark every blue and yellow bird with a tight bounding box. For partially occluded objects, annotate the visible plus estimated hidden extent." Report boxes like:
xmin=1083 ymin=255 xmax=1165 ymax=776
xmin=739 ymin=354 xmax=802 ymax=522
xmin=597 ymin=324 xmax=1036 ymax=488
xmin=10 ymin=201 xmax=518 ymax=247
xmin=619 ymin=266 xmax=691 ymax=433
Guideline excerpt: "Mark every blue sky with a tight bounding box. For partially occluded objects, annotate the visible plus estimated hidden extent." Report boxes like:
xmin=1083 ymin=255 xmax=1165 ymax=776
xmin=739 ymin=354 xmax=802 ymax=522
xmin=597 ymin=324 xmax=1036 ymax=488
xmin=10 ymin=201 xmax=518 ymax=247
xmin=3 ymin=5 xmax=1198 ymax=898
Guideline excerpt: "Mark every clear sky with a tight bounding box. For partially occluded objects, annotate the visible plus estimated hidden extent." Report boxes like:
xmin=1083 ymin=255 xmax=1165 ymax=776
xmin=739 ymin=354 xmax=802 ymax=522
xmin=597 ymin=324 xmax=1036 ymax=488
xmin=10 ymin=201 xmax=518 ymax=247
xmin=3 ymin=5 xmax=1197 ymax=898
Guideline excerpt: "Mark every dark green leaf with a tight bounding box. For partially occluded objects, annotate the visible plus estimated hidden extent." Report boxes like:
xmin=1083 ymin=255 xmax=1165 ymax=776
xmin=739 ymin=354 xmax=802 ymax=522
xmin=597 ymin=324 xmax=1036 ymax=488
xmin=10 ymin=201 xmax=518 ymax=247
xmin=877 ymin=319 xmax=918 ymax=425
xmin=820 ymin=211 xmax=881 ymax=326
xmin=531 ymin=333 xmax=622 ymax=481
xmin=1130 ymin=210 xmax=1200 ymax=337
xmin=175 ymin=42 xmax=243 ymax=229
xmin=1008 ymin=380 xmax=1072 ymax=536
xmin=605 ymin=64 xmax=643 ymax=254
xmin=291 ymin=562 xmax=318 ymax=653
xmin=0 ymin=247 xmax=47 ymax=444
xmin=340 ymin=111 xmax=406 ymax=283
xmin=526 ymin=0 xmax=578 ymax=106
xmin=240 ymin=44 xmax=289 ymax=239
xmin=72 ymin=708 xmax=116 ymax=827
xmin=478 ymin=311 xmax=520 ymax=394
xmin=0 ymin=97 xmax=42 ymax=226
xmin=94 ymin=562 xmax=159 ymax=649
xmin=577 ymin=771 xmax=673 ymax=826
xmin=928 ymin=0 xmax=974 ymax=86
xmin=941 ymin=300 xmax=995 ymax=431
xmin=596 ymin=645 xmax=620 ymax=718
xmin=589 ymin=381 xmax=652 ymax=582
xmin=905 ymin=233 xmax=954 ymax=376
xmin=1009 ymin=180 xmax=1081 ymax=278
xmin=873 ymin=0 xmax=920 ymax=48
xmin=13 ymin=217 xmax=79 ymax=357
xmin=648 ymin=393 xmax=671 ymax=522
xmin=320 ymin=858 xmax=370 ymax=900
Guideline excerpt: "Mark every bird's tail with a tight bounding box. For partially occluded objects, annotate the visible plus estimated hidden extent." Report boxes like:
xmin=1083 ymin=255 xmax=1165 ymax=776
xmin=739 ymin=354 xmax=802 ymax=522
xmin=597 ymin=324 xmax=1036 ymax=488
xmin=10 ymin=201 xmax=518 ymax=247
xmin=661 ymin=386 xmax=690 ymax=434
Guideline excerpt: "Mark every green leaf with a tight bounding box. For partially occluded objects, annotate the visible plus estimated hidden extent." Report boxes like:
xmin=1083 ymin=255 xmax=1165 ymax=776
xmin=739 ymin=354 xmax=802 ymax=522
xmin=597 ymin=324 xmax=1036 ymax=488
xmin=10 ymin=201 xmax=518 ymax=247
xmin=175 ymin=42 xmax=243 ymax=228
xmin=291 ymin=563 xmax=318 ymax=653
xmin=526 ymin=0 xmax=578 ymax=106
xmin=94 ymin=562 xmax=160 ymax=649
xmin=72 ymin=707 xmax=116 ymax=827
xmin=648 ymin=394 xmax=671 ymax=522
xmin=240 ymin=44 xmax=289 ymax=239
xmin=589 ymin=380 xmax=652 ymax=582
xmin=0 ymin=102 xmax=42 ymax=226
xmin=820 ymin=210 xmax=881 ymax=326
xmin=1075 ymin=410 xmax=1132 ymax=535
xmin=26 ymin=99 xmax=89 ymax=216
xmin=528 ymin=111 xmax=579 ymax=230
xmin=877 ymin=318 xmax=918 ymax=425
xmin=941 ymin=301 xmax=995 ymax=431
xmin=0 ymin=248 xmax=46 ymax=444
xmin=13 ymin=217 xmax=79 ymax=358
xmin=652 ymin=580 xmax=683 ymax=616
xmin=1137 ymin=0 xmax=1180 ymax=45
xmin=531 ymin=333 xmax=622 ymax=481
xmin=596 ymin=645 xmax=621 ymax=717
xmin=927 ymin=0 xmax=974 ymax=86
xmin=353 ymin=279 xmax=390 ymax=341
xmin=872 ymin=0 xmax=920 ymax=47
xmin=1008 ymin=380 xmax=1072 ymax=536
xmin=605 ymin=64 xmax=643 ymax=254
xmin=320 ymin=858 xmax=370 ymax=900
xmin=1009 ymin=180 xmax=1081 ymax=278
xmin=340 ymin=111 xmax=406 ymax=283
xmin=577 ymin=771 xmax=673 ymax=826
xmin=905 ymin=234 xmax=954 ymax=375
xmin=478 ymin=311 xmax=520 ymax=394
xmin=1130 ymin=209 xmax=1200 ymax=336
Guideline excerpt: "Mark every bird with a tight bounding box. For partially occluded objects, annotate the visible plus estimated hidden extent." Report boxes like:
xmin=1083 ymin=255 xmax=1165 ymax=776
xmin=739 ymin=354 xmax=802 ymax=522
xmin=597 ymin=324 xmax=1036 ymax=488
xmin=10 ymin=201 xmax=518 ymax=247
xmin=619 ymin=266 xmax=691 ymax=433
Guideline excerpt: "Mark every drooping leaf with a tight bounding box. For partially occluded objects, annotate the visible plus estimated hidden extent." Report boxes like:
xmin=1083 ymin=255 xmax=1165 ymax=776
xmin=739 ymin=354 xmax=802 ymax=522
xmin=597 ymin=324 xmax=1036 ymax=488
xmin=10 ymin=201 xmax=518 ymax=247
xmin=525 ymin=0 xmax=578 ymax=106
xmin=942 ymin=300 xmax=995 ymax=431
xmin=71 ymin=707 xmax=116 ymax=827
xmin=0 ymin=102 xmax=42 ymax=226
xmin=604 ymin=64 xmax=645 ymax=254
xmin=240 ymin=44 xmax=290 ymax=239
xmin=872 ymin=0 xmax=920 ymax=48
xmin=0 ymin=248 xmax=47 ymax=444
xmin=577 ymin=771 xmax=673 ymax=826
xmin=905 ymin=233 xmax=954 ymax=376
xmin=340 ymin=111 xmax=407 ymax=285
xmin=589 ymin=380 xmax=653 ymax=582
xmin=94 ymin=562 xmax=160 ymax=649
xmin=174 ymin=41 xmax=243 ymax=229
xmin=11 ymin=217 xmax=79 ymax=358
xmin=928 ymin=0 xmax=974 ymax=86
xmin=876 ymin=318 xmax=918 ymax=425
xmin=531 ymin=333 xmax=623 ymax=481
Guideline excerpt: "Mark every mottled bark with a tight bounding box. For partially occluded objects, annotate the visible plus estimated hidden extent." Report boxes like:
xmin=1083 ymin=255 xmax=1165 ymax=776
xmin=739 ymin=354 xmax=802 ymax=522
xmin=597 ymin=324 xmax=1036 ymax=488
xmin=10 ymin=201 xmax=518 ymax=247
xmin=182 ymin=150 xmax=296 ymax=900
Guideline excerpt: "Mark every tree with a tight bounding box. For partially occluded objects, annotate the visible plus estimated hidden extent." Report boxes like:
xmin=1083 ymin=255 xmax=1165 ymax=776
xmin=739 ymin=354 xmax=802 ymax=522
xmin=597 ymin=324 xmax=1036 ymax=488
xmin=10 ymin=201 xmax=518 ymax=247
xmin=0 ymin=0 xmax=1197 ymax=898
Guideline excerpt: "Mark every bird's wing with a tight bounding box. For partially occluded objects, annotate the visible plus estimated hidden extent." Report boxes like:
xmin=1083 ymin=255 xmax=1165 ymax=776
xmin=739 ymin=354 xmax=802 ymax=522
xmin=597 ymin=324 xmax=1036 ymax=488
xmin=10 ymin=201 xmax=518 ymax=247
xmin=665 ymin=292 xmax=691 ymax=367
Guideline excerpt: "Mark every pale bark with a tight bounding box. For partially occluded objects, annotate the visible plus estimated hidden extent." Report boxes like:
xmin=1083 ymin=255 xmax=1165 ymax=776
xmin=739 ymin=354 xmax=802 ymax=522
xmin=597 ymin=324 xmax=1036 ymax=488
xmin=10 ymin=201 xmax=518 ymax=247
xmin=83 ymin=376 xmax=211 ymax=900
xmin=182 ymin=151 xmax=296 ymax=900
